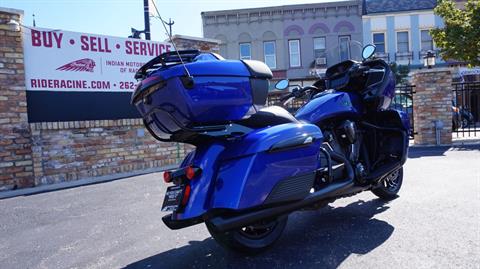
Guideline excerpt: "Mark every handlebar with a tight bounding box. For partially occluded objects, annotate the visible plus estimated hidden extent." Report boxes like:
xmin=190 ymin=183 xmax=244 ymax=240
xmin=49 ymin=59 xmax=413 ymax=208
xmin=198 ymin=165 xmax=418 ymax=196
xmin=279 ymin=85 xmax=319 ymax=102
xmin=279 ymin=93 xmax=294 ymax=102
xmin=349 ymin=64 xmax=370 ymax=77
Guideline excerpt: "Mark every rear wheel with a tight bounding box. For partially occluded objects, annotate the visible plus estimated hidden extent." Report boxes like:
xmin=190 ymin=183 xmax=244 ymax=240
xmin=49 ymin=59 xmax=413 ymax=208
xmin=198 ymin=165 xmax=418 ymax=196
xmin=371 ymin=167 xmax=403 ymax=200
xmin=205 ymin=215 xmax=288 ymax=254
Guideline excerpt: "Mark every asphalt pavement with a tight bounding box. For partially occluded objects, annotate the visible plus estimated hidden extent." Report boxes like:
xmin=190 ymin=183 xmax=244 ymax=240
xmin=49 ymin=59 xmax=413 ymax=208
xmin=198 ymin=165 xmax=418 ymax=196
xmin=0 ymin=145 xmax=479 ymax=269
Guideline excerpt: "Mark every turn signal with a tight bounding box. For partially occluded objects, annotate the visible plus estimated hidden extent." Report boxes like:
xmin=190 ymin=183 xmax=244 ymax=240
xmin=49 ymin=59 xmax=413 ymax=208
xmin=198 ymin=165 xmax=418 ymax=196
xmin=181 ymin=185 xmax=191 ymax=206
xmin=163 ymin=171 xmax=172 ymax=183
xmin=185 ymin=166 xmax=201 ymax=180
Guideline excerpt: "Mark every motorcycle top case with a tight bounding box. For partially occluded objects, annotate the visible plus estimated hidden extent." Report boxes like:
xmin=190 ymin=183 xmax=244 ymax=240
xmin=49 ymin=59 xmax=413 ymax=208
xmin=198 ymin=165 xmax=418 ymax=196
xmin=131 ymin=51 xmax=273 ymax=141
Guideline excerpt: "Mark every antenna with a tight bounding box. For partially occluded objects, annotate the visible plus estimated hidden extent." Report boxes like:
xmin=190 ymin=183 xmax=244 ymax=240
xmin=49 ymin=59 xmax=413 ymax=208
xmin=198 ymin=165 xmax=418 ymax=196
xmin=149 ymin=0 xmax=192 ymax=79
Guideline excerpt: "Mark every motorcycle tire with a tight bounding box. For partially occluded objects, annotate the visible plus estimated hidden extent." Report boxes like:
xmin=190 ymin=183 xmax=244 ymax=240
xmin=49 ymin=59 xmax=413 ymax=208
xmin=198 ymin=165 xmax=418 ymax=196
xmin=371 ymin=167 xmax=403 ymax=200
xmin=205 ymin=215 xmax=288 ymax=254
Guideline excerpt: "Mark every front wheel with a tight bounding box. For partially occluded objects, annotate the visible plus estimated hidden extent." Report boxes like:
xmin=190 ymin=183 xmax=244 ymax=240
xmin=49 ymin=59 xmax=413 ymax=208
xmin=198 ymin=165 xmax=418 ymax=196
xmin=371 ymin=167 xmax=403 ymax=200
xmin=205 ymin=215 xmax=288 ymax=254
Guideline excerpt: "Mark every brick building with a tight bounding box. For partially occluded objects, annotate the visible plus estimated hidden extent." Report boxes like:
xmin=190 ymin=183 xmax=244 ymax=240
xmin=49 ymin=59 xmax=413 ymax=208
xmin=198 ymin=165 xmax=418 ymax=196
xmin=201 ymin=1 xmax=364 ymax=81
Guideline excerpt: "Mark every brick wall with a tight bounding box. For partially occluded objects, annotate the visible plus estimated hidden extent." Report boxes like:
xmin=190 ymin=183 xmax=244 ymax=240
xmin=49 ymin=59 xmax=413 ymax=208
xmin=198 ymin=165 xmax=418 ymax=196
xmin=0 ymin=9 xmax=34 ymax=190
xmin=29 ymin=119 xmax=191 ymax=185
xmin=412 ymin=68 xmax=453 ymax=145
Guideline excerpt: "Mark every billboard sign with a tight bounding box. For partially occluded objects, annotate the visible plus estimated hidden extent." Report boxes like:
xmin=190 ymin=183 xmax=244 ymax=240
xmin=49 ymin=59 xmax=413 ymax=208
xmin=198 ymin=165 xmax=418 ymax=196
xmin=23 ymin=28 xmax=173 ymax=92
xmin=23 ymin=27 xmax=173 ymax=122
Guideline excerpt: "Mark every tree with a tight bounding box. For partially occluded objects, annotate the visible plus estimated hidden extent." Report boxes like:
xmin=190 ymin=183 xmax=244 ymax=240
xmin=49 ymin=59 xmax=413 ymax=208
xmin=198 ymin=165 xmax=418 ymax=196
xmin=390 ymin=63 xmax=410 ymax=85
xmin=430 ymin=0 xmax=480 ymax=66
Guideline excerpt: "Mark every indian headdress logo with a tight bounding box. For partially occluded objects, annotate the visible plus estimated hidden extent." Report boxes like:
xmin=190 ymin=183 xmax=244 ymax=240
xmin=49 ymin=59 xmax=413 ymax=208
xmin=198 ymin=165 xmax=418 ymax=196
xmin=56 ymin=58 xmax=96 ymax=72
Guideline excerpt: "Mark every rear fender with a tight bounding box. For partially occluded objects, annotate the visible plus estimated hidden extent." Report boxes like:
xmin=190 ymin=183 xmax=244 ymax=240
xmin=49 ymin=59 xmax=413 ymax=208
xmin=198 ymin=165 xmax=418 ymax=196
xmin=174 ymin=143 xmax=225 ymax=220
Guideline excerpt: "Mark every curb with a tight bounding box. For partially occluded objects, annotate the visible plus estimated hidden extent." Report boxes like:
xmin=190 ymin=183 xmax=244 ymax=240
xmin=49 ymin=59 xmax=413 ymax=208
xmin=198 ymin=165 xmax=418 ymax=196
xmin=0 ymin=164 xmax=178 ymax=200
xmin=409 ymin=138 xmax=480 ymax=148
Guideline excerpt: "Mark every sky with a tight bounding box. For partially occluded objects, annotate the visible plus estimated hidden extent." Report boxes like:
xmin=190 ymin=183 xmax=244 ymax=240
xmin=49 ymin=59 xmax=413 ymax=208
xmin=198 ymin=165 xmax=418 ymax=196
xmin=0 ymin=0 xmax=343 ymax=41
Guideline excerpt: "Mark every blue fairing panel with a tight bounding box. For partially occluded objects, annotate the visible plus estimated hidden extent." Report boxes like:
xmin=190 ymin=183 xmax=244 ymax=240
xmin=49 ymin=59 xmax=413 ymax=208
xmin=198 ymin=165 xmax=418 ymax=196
xmin=295 ymin=92 xmax=361 ymax=123
xmin=220 ymin=123 xmax=323 ymax=160
xmin=213 ymin=141 xmax=322 ymax=210
xmin=395 ymin=109 xmax=410 ymax=132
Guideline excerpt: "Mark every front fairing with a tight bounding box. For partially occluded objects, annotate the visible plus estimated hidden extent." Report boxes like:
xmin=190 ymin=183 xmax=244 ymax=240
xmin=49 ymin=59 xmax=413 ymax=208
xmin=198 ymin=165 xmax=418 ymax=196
xmin=295 ymin=91 xmax=362 ymax=123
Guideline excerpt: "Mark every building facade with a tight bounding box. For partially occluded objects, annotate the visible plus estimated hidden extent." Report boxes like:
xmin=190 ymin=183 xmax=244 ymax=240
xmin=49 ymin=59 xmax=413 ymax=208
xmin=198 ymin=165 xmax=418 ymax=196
xmin=201 ymin=1 xmax=363 ymax=81
xmin=362 ymin=0 xmax=445 ymax=67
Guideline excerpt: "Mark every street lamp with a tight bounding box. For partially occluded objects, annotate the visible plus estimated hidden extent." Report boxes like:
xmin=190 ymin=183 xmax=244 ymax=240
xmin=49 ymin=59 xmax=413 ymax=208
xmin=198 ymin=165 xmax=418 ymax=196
xmin=423 ymin=50 xmax=436 ymax=69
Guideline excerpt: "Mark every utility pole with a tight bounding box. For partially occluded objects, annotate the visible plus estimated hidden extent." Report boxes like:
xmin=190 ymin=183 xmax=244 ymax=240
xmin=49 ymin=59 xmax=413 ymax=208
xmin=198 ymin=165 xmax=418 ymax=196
xmin=163 ymin=18 xmax=175 ymax=37
xmin=143 ymin=0 xmax=151 ymax=40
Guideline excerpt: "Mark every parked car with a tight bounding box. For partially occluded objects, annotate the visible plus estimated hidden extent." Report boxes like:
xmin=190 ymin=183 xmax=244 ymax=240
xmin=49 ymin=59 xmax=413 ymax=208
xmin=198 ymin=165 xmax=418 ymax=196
xmin=451 ymin=101 xmax=475 ymax=130
xmin=391 ymin=95 xmax=475 ymax=131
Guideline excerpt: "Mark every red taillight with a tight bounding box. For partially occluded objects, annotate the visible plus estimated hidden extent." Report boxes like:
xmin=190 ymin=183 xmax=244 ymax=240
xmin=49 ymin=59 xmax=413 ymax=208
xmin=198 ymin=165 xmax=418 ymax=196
xmin=181 ymin=184 xmax=191 ymax=206
xmin=163 ymin=171 xmax=172 ymax=183
xmin=185 ymin=166 xmax=201 ymax=180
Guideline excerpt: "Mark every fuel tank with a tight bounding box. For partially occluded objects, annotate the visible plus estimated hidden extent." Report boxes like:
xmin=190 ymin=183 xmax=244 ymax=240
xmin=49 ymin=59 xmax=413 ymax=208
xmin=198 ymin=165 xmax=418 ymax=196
xmin=295 ymin=91 xmax=362 ymax=124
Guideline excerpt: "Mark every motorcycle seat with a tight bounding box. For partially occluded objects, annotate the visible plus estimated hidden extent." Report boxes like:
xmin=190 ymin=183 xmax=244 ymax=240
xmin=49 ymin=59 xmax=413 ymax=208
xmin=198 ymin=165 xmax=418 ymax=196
xmin=238 ymin=106 xmax=299 ymax=128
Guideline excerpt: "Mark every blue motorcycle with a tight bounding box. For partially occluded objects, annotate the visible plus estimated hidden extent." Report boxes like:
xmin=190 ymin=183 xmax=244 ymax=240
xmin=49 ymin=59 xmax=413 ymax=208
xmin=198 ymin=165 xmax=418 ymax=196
xmin=131 ymin=44 xmax=409 ymax=253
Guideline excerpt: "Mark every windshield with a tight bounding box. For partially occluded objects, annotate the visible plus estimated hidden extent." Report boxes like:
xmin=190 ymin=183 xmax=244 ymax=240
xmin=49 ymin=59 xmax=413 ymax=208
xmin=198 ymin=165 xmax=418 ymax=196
xmin=325 ymin=40 xmax=363 ymax=63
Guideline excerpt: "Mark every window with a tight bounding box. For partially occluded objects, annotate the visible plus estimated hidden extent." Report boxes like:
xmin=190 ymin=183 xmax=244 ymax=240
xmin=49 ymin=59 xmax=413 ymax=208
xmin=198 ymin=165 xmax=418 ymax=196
xmin=396 ymin=31 xmax=409 ymax=53
xmin=288 ymin=39 xmax=301 ymax=67
xmin=373 ymin=33 xmax=386 ymax=53
xmin=239 ymin=43 xmax=251 ymax=60
xmin=421 ymin=30 xmax=433 ymax=51
xmin=339 ymin=35 xmax=351 ymax=61
xmin=313 ymin=37 xmax=326 ymax=58
xmin=263 ymin=41 xmax=276 ymax=69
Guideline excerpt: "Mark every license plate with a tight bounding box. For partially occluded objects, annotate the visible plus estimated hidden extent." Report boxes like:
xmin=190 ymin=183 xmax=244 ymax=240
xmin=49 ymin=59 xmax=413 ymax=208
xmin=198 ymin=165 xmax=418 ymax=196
xmin=161 ymin=185 xmax=185 ymax=212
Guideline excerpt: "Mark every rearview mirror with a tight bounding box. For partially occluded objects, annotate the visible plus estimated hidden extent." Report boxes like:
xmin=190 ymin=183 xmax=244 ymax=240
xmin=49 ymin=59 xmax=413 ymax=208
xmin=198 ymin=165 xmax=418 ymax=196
xmin=275 ymin=79 xmax=289 ymax=90
xmin=362 ymin=44 xmax=376 ymax=60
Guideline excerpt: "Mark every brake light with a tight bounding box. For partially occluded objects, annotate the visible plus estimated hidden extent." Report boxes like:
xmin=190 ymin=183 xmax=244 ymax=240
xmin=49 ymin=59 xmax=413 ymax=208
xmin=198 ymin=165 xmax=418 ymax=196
xmin=185 ymin=166 xmax=201 ymax=180
xmin=163 ymin=171 xmax=172 ymax=183
xmin=182 ymin=185 xmax=191 ymax=206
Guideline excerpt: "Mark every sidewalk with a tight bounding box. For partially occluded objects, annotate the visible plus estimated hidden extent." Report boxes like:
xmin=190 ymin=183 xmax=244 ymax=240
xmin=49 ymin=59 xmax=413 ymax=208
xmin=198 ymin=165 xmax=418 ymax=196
xmin=0 ymin=164 xmax=177 ymax=200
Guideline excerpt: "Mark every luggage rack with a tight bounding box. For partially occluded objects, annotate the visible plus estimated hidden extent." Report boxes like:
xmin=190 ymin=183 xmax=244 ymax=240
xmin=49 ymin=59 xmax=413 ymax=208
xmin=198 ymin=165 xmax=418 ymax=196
xmin=135 ymin=50 xmax=202 ymax=80
xmin=143 ymin=107 xmax=252 ymax=143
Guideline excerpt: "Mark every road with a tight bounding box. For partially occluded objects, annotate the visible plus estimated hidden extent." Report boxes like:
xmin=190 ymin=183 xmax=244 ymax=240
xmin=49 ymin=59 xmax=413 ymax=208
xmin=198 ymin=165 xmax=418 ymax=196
xmin=0 ymin=145 xmax=479 ymax=269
